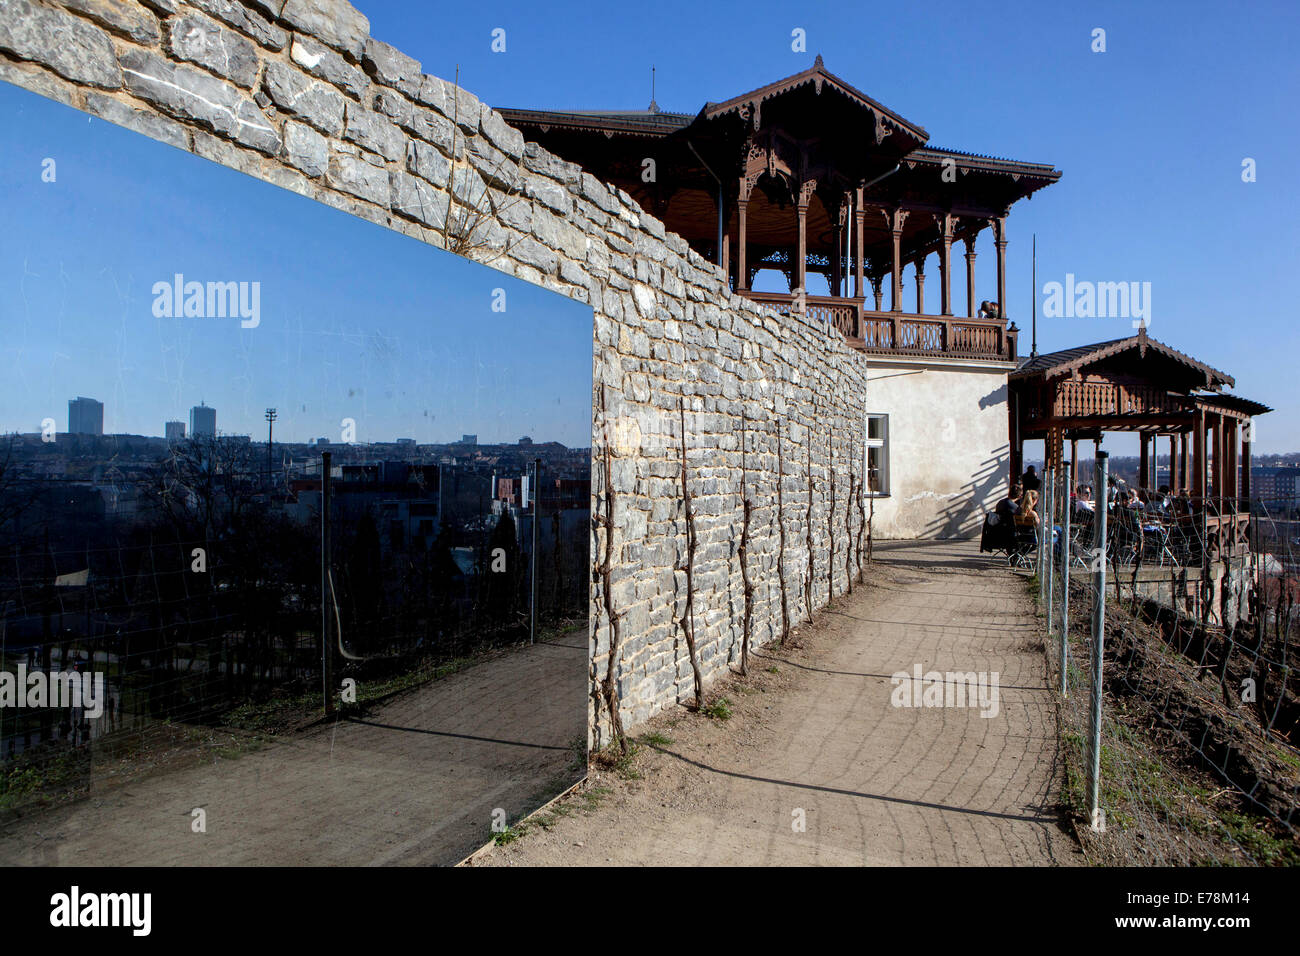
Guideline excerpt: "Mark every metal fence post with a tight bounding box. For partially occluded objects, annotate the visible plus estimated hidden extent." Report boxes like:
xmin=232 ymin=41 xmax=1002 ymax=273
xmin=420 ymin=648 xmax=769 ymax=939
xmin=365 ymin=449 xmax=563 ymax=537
xmin=1087 ymin=451 xmax=1109 ymax=830
xmin=1060 ymin=459 xmax=1071 ymax=697
xmin=1046 ymin=470 xmax=1055 ymax=635
xmin=1038 ymin=474 xmax=1047 ymax=605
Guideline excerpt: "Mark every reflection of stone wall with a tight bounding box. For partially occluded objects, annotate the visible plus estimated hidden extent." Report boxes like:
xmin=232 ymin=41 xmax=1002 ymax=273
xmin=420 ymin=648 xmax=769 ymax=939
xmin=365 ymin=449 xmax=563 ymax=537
xmin=0 ymin=0 xmax=868 ymax=741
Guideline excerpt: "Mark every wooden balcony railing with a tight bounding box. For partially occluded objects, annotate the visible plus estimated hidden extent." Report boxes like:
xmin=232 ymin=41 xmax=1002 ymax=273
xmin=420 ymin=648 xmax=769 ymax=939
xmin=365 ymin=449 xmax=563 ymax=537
xmin=1053 ymin=381 xmax=1185 ymax=418
xmin=737 ymin=291 xmax=1014 ymax=361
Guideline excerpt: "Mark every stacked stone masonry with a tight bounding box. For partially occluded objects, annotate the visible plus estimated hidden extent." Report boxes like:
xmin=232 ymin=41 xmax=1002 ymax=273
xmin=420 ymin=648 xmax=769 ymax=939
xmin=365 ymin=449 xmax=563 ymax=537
xmin=0 ymin=0 xmax=872 ymax=742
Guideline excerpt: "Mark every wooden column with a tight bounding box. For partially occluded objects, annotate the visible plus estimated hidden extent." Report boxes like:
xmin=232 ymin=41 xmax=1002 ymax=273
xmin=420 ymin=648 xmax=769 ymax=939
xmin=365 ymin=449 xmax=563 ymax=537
xmin=1070 ymin=437 xmax=1079 ymax=487
xmin=1226 ymin=419 xmax=1239 ymax=504
xmin=871 ymin=275 xmax=883 ymax=312
xmin=1180 ymin=434 xmax=1190 ymax=494
xmin=735 ymin=191 xmax=748 ymax=291
xmin=962 ymin=235 xmax=977 ymax=317
xmin=1170 ymin=435 xmax=1177 ymax=492
xmin=938 ymin=213 xmax=956 ymax=316
xmin=913 ymin=255 xmax=926 ymax=314
xmin=829 ymin=198 xmax=844 ymax=298
xmin=1212 ymin=414 xmax=1225 ymax=508
xmin=992 ymin=216 xmax=1008 ymax=319
xmin=1241 ymin=423 xmax=1252 ymax=502
xmin=1009 ymin=405 xmax=1023 ymax=494
xmin=1139 ymin=432 xmax=1150 ymax=491
xmin=796 ymin=189 xmax=809 ymax=297
xmin=1193 ymin=411 xmax=1207 ymax=505
xmin=889 ymin=208 xmax=907 ymax=312
xmin=853 ymin=186 xmax=865 ymax=299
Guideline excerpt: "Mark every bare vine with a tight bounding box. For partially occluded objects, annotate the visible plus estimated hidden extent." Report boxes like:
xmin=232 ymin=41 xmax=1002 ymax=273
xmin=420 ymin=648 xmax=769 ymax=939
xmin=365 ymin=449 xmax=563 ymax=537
xmin=776 ymin=417 xmax=790 ymax=643
xmin=677 ymin=395 xmax=704 ymax=708
xmin=739 ymin=412 xmax=754 ymax=675
xmin=805 ymin=411 xmax=815 ymax=624
xmin=596 ymin=386 xmax=626 ymax=751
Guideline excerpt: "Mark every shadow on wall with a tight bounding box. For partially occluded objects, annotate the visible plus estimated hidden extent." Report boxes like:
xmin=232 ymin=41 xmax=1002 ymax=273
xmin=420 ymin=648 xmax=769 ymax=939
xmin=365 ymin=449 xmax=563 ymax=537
xmin=921 ymin=448 xmax=1009 ymax=539
xmin=978 ymin=382 xmax=1007 ymax=410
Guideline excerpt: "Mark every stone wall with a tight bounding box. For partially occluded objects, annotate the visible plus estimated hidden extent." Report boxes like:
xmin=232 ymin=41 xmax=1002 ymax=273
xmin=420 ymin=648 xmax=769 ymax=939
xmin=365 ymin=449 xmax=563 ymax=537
xmin=0 ymin=0 xmax=871 ymax=741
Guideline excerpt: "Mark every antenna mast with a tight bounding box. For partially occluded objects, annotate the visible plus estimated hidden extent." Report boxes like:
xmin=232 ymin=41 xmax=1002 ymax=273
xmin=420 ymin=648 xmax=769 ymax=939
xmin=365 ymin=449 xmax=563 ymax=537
xmin=1031 ymin=233 xmax=1038 ymax=359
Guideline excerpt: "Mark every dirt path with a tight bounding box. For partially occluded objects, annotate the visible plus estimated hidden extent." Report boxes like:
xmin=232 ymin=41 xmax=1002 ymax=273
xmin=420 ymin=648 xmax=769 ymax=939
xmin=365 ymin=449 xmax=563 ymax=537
xmin=0 ymin=632 xmax=586 ymax=866
xmin=475 ymin=539 xmax=1082 ymax=866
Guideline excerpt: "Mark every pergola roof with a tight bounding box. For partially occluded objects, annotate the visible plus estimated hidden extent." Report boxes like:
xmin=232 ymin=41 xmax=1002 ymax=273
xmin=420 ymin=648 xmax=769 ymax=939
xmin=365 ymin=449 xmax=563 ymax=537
xmin=1189 ymin=392 xmax=1273 ymax=417
xmin=1010 ymin=332 xmax=1235 ymax=389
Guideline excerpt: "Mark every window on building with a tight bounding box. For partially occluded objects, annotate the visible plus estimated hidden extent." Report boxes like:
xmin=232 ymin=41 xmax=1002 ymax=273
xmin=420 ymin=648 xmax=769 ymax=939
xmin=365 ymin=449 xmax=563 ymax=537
xmin=865 ymin=414 xmax=889 ymax=495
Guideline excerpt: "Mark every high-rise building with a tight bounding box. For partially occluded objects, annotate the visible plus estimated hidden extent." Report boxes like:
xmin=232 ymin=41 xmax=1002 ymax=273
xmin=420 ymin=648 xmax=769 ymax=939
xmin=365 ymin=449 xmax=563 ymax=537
xmin=190 ymin=403 xmax=217 ymax=437
xmin=68 ymin=397 xmax=104 ymax=436
xmin=165 ymin=421 xmax=186 ymax=441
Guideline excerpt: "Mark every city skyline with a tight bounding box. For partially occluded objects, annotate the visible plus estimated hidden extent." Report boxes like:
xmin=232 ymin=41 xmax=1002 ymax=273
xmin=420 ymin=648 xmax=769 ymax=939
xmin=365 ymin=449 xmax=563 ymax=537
xmin=0 ymin=82 xmax=593 ymax=449
xmin=37 ymin=393 xmax=582 ymax=448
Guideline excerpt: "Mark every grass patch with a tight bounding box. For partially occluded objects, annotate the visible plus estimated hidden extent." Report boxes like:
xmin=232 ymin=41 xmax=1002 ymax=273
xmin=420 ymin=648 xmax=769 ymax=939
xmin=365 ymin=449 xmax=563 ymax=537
xmin=702 ymin=697 xmax=732 ymax=720
xmin=592 ymin=740 xmax=641 ymax=779
xmin=640 ymin=731 xmax=673 ymax=748
xmin=580 ymin=785 xmax=613 ymax=813
xmin=492 ymin=825 xmax=522 ymax=846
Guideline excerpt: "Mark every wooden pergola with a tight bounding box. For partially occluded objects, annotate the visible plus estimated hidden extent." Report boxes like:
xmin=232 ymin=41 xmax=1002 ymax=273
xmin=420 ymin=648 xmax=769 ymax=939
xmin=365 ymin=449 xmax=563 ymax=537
xmin=1009 ymin=329 xmax=1271 ymax=552
xmin=498 ymin=57 xmax=1061 ymax=363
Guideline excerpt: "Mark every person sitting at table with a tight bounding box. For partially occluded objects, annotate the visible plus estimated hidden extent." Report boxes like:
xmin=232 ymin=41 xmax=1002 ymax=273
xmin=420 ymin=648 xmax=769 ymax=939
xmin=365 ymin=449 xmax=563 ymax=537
xmin=1016 ymin=489 xmax=1040 ymax=527
xmin=1074 ymin=483 xmax=1095 ymax=513
xmin=996 ymin=483 xmax=1023 ymax=522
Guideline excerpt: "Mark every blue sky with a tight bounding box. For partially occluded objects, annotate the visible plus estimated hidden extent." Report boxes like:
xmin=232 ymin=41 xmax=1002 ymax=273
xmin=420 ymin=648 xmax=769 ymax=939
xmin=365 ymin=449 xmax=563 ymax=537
xmin=1 ymin=0 xmax=1296 ymax=454
xmin=0 ymin=82 xmax=593 ymax=447
xmin=354 ymin=0 xmax=1298 ymax=454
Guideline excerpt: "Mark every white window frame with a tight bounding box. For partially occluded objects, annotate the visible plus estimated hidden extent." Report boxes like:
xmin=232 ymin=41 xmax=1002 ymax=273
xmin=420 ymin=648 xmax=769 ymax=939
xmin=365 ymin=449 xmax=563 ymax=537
xmin=865 ymin=413 xmax=890 ymax=497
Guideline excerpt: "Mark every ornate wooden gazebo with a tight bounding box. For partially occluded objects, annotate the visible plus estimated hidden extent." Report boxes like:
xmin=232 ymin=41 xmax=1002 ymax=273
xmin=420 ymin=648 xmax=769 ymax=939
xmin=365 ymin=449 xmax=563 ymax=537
xmin=498 ymin=57 xmax=1061 ymax=363
xmin=1008 ymin=328 xmax=1272 ymax=552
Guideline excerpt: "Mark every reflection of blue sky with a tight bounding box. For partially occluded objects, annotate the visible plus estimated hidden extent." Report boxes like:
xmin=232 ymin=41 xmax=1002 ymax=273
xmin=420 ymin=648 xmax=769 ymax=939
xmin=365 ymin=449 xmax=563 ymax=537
xmin=0 ymin=82 xmax=592 ymax=448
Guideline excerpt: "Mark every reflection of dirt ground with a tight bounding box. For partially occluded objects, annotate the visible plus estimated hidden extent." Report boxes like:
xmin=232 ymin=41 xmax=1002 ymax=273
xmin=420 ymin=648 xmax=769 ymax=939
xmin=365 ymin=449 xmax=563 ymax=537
xmin=0 ymin=632 xmax=586 ymax=866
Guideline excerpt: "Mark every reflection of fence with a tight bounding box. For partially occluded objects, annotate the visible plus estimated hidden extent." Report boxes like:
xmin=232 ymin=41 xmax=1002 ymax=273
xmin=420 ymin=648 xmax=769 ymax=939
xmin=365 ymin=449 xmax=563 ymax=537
xmin=0 ymin=466 xmax=588 ymax=803
xmin=1037 ymin=462 xmax=1298 ymax=864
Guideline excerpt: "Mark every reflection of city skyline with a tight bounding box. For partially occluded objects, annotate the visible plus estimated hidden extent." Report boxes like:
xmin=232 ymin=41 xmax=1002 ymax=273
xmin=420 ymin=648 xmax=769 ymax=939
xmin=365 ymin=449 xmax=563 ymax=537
xmin=1 ymin=82 xmax=592 ymax=451
xmin=43 ymin=388 xmax=583 ymax=448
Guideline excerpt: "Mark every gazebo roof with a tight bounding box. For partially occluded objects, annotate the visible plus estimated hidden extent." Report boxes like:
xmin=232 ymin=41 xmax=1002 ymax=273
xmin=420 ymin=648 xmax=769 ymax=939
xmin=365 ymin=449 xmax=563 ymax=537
xmin=1010 ymin=332 xmax=1235 ymax=389
xmin=698 ymin=57 xmax=929 ymax=146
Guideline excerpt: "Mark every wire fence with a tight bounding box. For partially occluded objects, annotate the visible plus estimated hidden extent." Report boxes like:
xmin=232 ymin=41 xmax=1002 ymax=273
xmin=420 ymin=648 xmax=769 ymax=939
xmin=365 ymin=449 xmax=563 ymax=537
xmin=1035 ymin=458 xmax=1299 ymax=865
xmin=0 ymin=460 xmax=589 ymax=814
